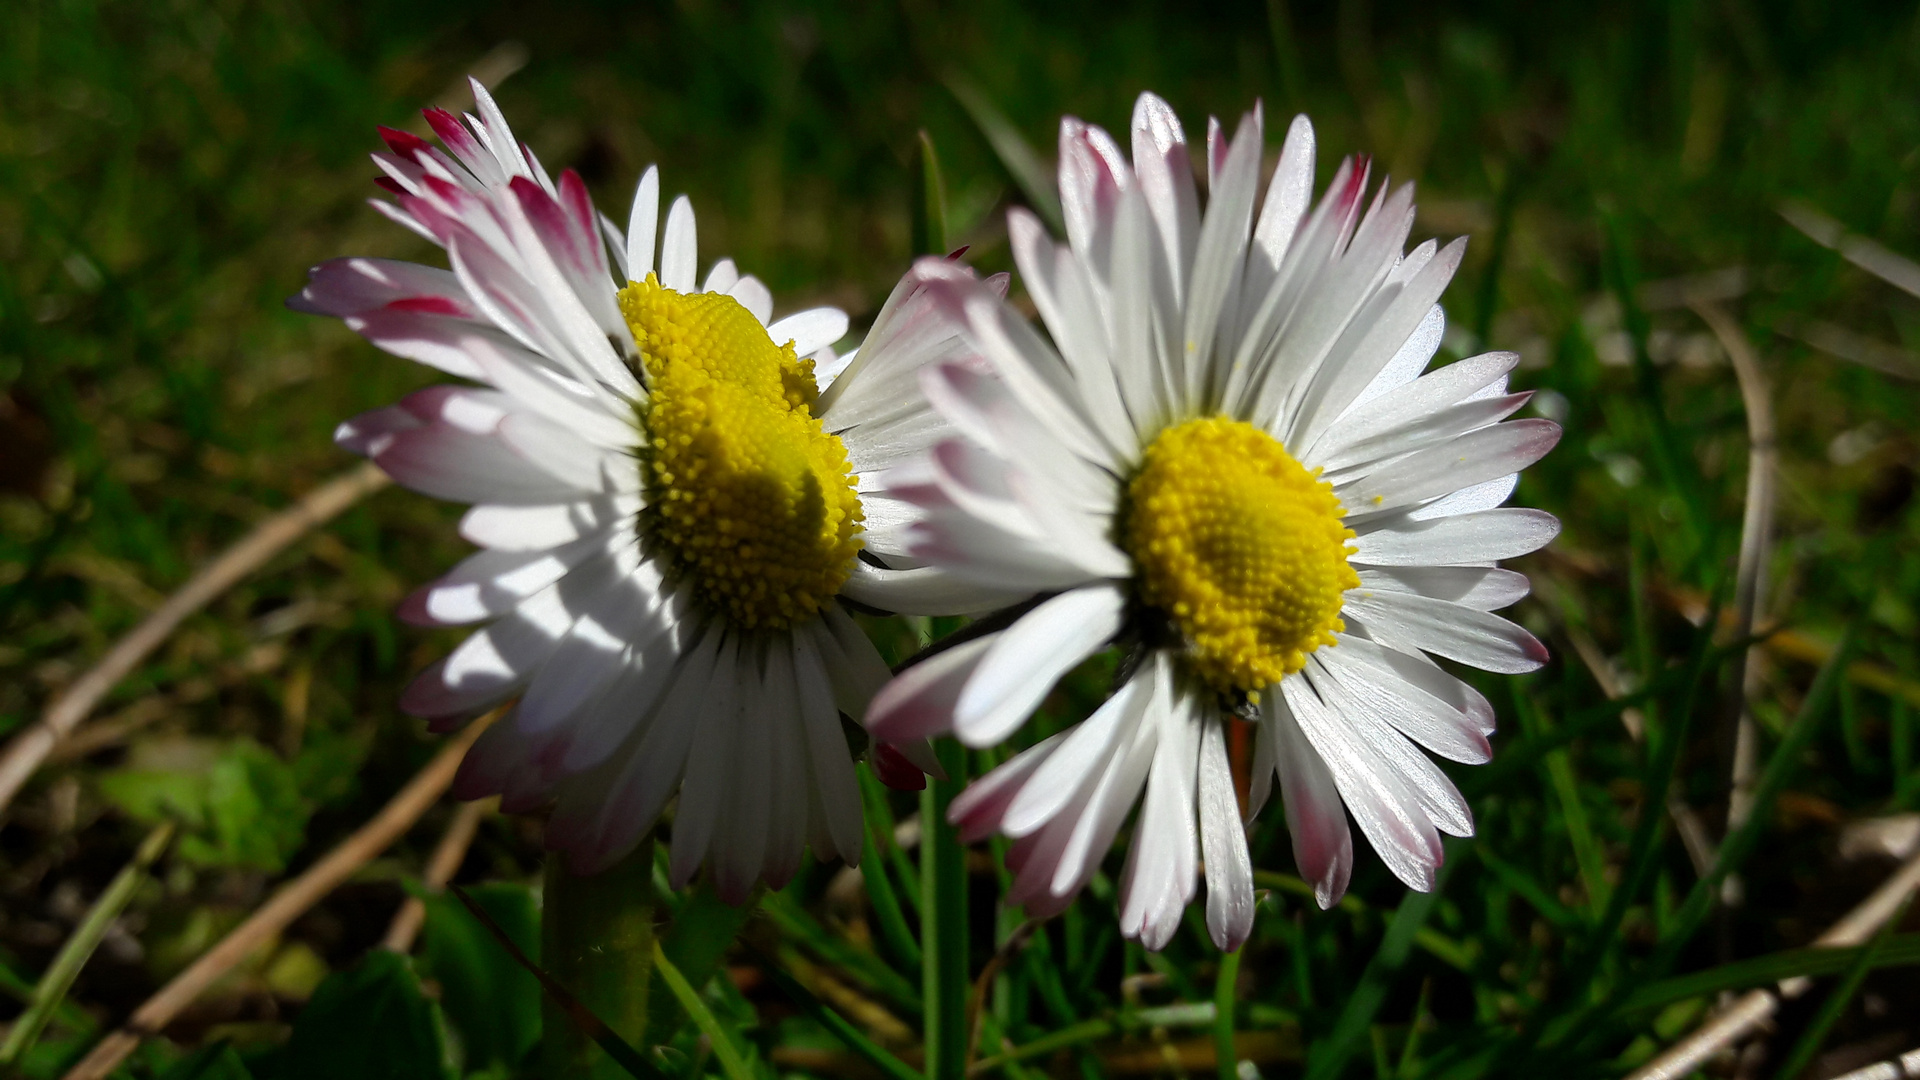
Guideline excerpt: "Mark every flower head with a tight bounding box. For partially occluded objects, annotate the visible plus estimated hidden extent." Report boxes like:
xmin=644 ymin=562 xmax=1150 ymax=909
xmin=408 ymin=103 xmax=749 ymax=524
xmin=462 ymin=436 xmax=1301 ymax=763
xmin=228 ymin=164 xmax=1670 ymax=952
xmin=868 ymin=94 xmax=1560 ymax=949
xmin=293 ymin=79 xmax=1008 ymax=900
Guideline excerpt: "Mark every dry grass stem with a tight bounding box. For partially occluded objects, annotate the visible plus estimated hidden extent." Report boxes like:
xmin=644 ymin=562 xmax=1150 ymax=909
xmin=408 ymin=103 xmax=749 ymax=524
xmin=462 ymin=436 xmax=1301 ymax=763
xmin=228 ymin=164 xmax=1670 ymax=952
xmin=381 ymin=797 xmax=495 ymax=953
xmin=964 ymin=920 xmax=1040 ymax=1070
xmin=1779 ymin=202 xmax=1920 ymax=300
xmin=59 ymin=710 xmax=494 ymax=1080
xmin=0 ymin=462 xmax=390 ymax=821
xmin=1690 ymin=300 xmax=1777 ymax=902
xmin=1830 ymin=1046 xmax=1920 ymax=1080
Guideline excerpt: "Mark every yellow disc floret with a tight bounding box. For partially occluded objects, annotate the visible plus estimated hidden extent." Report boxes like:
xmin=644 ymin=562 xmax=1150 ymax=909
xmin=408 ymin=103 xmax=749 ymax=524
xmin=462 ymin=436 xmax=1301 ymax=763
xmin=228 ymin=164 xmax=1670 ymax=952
xmin=1123 ymin=416 xmax=1359 ymax=693
xmin=618 ymin=274 xmax=862 ymax=630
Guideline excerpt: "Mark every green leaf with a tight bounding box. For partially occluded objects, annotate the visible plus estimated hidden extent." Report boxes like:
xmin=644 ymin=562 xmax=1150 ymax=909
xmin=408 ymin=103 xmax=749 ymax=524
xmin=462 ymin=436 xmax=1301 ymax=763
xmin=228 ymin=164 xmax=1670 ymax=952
xmin=156 ymin=1042 xmax=253 ymax=1080
xmin=420 ymin=882 xmax=541 ymax=1072
xmin=97 ymin=737 xmax=308 ymax=872
xmin=282 ymin=951 xmax=454 ymax=1080
xmin=645 ymin=878 xmax=759 ymax=1047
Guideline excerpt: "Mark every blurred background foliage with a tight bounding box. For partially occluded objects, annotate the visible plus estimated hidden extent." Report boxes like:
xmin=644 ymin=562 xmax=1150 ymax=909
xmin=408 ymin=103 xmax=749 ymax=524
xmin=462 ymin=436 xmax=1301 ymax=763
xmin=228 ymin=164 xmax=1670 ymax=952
xmin=3 ymin=0 xmax=1920 ymax=1077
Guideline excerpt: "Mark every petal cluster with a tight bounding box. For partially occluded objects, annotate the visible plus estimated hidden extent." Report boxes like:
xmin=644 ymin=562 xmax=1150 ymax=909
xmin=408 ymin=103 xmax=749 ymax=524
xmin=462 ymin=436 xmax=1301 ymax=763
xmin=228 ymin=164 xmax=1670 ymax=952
xmin=295 ymin=81 xmax=999 ymax=898
xmin=868 ymin=93 xmax=1560 ymax=948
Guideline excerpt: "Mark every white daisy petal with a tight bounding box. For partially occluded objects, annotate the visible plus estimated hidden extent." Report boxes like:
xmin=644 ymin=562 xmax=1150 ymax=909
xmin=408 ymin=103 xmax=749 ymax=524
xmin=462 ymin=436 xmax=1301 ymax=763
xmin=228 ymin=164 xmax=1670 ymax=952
xmin=1130 ymin=92 xmax=1200 ymax=310
xmin=1260 ymin=694 xmax=1355 ymax=908
xmin=1282 ymin=675 xmax=1442 ymax=892
xmin=1057 ymin=116 xmax=1132 ymax=280
xmin=794 ymin=628 xmax=865 ymax=864
xmin=1001 ymin=672 xmax=1153 ymax=836
xmin=670 ymin=636 xmax=742 ymax=887
xmin=459 ymin=497 xmax=635 ymax=553
xmin=947 ymin=730 xmax=1068 ymax=841
xmin=1118 ymin=700 xmax=1200 ymax=950
xmin=1314 ymin=350 xmax=1520 ymax=461
xmin=728 ymin=275 xmax=774 ymax=324
xmin=1410 ymin=472 xmax=1521 ymax=520
xmin=953 ymin=586 xmax=1126 ymax=746
xmin=1197 ymin=715 xmax=1255 ymax=951
xmin=661 ymin=195 xmax=698 ymax=292
xmin=867 ymin=636 xmax=998 ymax=742
xmin=1335 ymin=418 xmax=1561 ymax=513
xmin=839 ymin=562 xmax=1031 ymax=617
xmin=625 ymin=166 xmax=660 ymax=281
xmin=1355 ymin=566 xmax=1531 ymax=612
xmin=1316 ymin=639 xmax=1491 ymax=764
xmin=1305 ymin=659 xmax=1473 ymax=837
xmin=768 ymin=307 xmax=850 ymax=357
xmin=1342 ymin=590 xmax=1550 ymax=673
xmin=702 ymin=257 xmax=740 ymax=295
xmin=1183 ymin=107 xmax=1262 ymax=407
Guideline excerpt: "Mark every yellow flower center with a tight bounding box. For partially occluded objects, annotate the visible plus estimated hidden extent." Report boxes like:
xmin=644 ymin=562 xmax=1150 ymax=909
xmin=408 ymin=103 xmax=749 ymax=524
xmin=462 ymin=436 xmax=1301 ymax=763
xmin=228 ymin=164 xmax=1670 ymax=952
xmin=1123 ymin=416 xmax=1359 ymax=693
xmin=618 ymin=275 xmax=862 ymax=630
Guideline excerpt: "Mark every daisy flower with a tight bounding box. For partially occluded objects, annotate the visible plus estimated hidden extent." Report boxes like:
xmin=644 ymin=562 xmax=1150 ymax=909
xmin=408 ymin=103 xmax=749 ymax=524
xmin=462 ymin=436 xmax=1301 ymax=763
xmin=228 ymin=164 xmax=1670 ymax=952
xmin=290 ymin=80 xmax=1010 ymax=900
xmin=867 ymin=94 xmax=1561 ymax=950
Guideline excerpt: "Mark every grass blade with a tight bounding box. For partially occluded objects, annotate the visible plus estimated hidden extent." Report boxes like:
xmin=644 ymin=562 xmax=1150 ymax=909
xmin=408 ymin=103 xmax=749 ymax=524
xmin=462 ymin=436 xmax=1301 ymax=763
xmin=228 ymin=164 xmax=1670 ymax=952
xmin=752 ymin=946 xmax=925 ymax=1080
xmin=923 ymin=739 xmax=971 ymax=1080
xmin=913 ymin=130 xmax=951 ymax=257
xmin=0 ymin=821 xmax=173 ymax=1068
xmin=942 ymin=74 xmax=1065 ymax=235
xmin=761 ymin=889 xmax=923 ymax=1013
xmin=1516 ymin=690 xmax=1611 ymax=917
xmin=651 ymin=940 xmax=755 ymax=1080
xmin=1303 ymin=841 xmax=1466 ymax=1080
xmin=1621 ymin=934 xmax=1920 ymax=1012
xmin=859 ymin=765 xmax=923 ymax=970
xmin=1656 ymin=624 xmax=1859 ymax=962
xmin=1769 ymin=897 xmax=1914 ymax=1080
xmin=647 ymin=880 xmax=760 ymax=1046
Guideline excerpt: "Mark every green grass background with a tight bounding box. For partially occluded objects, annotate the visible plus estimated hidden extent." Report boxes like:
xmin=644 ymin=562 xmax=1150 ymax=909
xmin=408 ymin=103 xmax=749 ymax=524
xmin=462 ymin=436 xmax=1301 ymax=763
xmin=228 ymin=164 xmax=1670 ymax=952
xmin=4 ymin=0 xmax=1920 ymax=1077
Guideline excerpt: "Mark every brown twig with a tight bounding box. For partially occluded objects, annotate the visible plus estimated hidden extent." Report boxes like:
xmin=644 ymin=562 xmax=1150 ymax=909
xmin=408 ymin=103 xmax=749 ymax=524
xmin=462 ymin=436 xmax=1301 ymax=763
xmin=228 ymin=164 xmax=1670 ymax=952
xmin=60 ymin=710 xmax=494 ymax=1080
xmin=381 ymin=797 xmax=495 ymax=953
xmin=1625 ymin=843 xmax=1920 ymax=1080
xmin=0 ymin=462 xmax=390 ymax=821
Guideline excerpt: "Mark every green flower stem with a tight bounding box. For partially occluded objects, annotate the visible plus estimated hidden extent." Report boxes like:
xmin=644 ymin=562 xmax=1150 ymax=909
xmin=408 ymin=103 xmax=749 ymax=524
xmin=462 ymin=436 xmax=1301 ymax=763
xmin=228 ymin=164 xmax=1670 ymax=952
xmin=1213 ymin=945 xmax=1244 ymax=1080
xmin=542 ymin=845 xmax=655 ymax=1079
xmin=922 ymin=740 xmax=970 ymax=1080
